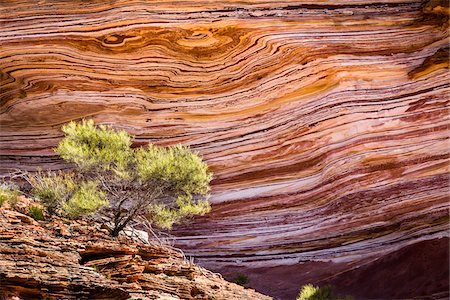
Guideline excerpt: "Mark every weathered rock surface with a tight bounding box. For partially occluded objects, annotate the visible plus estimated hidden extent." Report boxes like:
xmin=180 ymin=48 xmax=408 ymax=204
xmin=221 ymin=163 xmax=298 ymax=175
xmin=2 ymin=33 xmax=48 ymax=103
xmin=0 ymin=0 xmax=449 ymax=298
xmin=0 ymin=205 xmax=272 ymax=300
xmin=212 ymin=237 xmax=449 ymax=299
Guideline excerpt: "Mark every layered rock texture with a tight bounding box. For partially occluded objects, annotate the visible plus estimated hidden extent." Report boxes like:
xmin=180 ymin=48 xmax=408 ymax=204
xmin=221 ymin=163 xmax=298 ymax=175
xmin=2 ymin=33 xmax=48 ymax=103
xmin=0 ymin=201 xmax=271 ymax=300
xmin=0 ymin=0 xmax=449 ymax=299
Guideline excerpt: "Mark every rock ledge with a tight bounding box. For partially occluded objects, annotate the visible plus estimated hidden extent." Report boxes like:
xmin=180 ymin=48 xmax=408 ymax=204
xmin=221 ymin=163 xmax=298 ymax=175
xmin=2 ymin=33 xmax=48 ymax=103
xmin=0 ymin=205 xmax=271 ymax=300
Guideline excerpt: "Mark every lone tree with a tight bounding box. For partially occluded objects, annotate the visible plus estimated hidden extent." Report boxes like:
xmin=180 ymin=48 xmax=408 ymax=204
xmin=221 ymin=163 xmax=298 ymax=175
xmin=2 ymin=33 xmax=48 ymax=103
xmin=29 ymin=119 xmax=212 ymax=236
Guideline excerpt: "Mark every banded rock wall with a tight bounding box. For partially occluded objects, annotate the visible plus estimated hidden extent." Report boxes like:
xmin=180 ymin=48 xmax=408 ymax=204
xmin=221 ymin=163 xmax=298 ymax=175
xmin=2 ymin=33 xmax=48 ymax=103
xmin=0 ymin=0 xmax=449 ymax=297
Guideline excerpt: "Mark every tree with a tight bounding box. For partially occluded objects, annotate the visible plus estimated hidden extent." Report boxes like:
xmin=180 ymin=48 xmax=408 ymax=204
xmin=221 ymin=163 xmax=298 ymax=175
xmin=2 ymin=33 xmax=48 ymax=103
xmin=31 ymin=119 xmax=212 ymax=236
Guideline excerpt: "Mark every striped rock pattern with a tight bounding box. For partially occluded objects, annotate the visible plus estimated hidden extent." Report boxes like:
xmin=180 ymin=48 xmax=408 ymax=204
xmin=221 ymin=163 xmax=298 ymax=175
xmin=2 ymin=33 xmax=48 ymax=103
xmin=0 ymin=0 xmax=449 ymax=273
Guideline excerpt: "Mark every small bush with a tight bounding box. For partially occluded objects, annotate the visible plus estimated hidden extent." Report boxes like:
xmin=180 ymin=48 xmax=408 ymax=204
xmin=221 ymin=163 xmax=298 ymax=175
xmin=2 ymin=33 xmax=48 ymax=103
xmin=0 ymin=184 xmax=20 ymax=208
xmin=28 ymin=206 xmax=44 ymax=221
xmin=233 ymin=274 xmax=249 ymax=286
xmin=29 ymin=171 xmax=108 ymax=218
xmin=0 ymin=190 xmax=8 ymax=207
xmin=28 ymin=171 xmax=77 ymax=215
xmin=297 ymin=284 xmax=352 ymax=300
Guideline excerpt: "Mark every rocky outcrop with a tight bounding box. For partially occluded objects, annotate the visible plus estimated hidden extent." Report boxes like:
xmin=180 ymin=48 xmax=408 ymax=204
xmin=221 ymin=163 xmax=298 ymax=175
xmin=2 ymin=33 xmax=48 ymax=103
xmin=0 ymin=203 xmax=271 ymax=300
xmin=0 ymin=0 xmax=449 ymax=298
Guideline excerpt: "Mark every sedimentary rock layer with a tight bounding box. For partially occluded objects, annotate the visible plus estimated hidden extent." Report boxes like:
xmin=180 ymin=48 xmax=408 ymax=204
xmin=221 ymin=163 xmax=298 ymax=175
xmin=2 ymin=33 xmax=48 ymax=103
xmin=0 ymin=0 xmax=449 ymax=283
xmin=212 ymin=237 xmax=449 ymax=299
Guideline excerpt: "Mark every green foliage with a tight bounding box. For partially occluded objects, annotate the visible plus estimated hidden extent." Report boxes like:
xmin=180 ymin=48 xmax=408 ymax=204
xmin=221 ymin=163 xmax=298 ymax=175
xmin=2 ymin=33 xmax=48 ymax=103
xmin=135 ymin=144 xmax=212 ymax=229
xmin=90 ymin=264 xmax=99 ymax=272
xmin=56 ymin=119 xmax=132 ymax=175
xmin=297 ymin=284 xmax=352 ymax=300
xmin=28 ymin=206 xmax=44 ymax=221
xmin=148 ymin=194 xmax=210 ymax=229
xmin=135 ymin=144 xmax=212 ymax=194
xmin=0 ymin=184 xmax=20 ymax=208
xmin=28 ymin=171 xmax=77 ymax=215
xmin=177 ymin=195 xmax=211 ymax=219
xmin=297 ymin=284 xmax=325 ymax=300
xmin=233 ymin=274 xmax=249 ymax=286
xmin=62 ymin=181 xmax=108 ymax=218
xmin=35 ymin=119 xmax=212 ymax=236
xmin=29 ymin=171 xmax=108 ymax=218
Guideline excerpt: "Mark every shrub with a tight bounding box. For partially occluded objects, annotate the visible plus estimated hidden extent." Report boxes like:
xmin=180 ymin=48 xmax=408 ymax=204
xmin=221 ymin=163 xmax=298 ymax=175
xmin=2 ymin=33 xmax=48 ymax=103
xmin=233 ymin=274 xmax=249 ymax=286
xmin=0 ymin=184 xmax=20 ymax=208
xmin=28 ymin=171 xmax=77 ymax=215
xmin=28 ymin=171 xmax=108 ymax=218
xmin=28 ymin=206 xmax=44 ymax=221
xmin=297 ymin=284 xmax=352 ymax=300
xmin=31 ymin=119 xmax=212 ymax=236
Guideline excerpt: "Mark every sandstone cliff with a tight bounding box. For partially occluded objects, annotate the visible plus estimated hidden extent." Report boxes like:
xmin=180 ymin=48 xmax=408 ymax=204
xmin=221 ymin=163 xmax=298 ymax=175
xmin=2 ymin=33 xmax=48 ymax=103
xmin=0 ymin=0 xmax=449 ymax=299
xmin=0 ymin=199 xmax=271 ymax=300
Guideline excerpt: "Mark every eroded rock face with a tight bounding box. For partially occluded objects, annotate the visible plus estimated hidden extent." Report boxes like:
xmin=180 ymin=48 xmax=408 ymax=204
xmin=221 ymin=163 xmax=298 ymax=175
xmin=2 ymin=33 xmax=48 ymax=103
xmin=0 ymin=206 xmax=272 ymax=300
xmin=0 ymin=0 xmax=449 ymax=298
xmin=211 ymin=237 xmax=449 ymax=299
